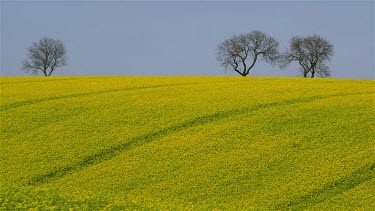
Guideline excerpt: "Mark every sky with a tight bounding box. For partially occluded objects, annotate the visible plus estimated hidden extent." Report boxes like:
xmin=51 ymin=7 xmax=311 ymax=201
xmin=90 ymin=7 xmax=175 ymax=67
xmin=1 ymin=1 xmax=374 ymax=79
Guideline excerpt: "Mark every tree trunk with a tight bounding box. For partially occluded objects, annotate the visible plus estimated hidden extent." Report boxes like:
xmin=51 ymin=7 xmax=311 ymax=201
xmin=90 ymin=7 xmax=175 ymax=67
xmin=48 ymin=68 xmax=54 ymax=76
xmin=43 ymin=68 xmax=48 ymax=76
xmin=303 ymin=71 xmax=307 ymax=78
xmin=245 ymin=54 xmax=258 ymax=75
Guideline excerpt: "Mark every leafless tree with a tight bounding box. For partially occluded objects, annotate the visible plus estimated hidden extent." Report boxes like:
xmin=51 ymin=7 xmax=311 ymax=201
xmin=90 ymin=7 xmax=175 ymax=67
xmin=279 ymin=35 xmax=334 ymax=78
xmin=216 ymin=30 xmax=279 ymax=77
xmin=23 ymin=37 xmax=67 ymax=76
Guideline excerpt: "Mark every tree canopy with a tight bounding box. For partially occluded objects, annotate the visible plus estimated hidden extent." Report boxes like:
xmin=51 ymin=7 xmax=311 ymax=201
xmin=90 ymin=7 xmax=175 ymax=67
xmin=279 ymin=35 xmax=334 ymax=78
xmin=23 ymin=37 xmax=67 ymax=76
xmin=216 ymin=30 xmax=279 ymax=77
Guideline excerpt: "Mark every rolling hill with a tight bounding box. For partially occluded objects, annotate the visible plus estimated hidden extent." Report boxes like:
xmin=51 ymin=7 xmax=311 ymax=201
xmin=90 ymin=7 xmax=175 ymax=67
xmin=1 ymin=76 xmax=374 ymax=209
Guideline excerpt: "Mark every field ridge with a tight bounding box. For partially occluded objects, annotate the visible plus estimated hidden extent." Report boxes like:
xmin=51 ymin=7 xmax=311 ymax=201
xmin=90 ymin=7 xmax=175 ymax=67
xmin=1 ymin=82 xmax=204 ymax=112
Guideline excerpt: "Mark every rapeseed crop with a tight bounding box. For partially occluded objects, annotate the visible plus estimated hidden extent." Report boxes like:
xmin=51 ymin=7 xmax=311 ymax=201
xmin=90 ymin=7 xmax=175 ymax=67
xmin=1 ymin=76 xmax=374 ymax=209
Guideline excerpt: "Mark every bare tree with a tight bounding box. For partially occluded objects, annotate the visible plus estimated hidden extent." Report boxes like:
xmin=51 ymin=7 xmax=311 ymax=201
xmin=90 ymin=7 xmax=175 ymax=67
xmin=279 ymin=35 xmax=334 ymax=78
xmin=23 ymin=37 xmax=67 ymax=76
xmin=216 ymin=30 xmax=279 ymax=77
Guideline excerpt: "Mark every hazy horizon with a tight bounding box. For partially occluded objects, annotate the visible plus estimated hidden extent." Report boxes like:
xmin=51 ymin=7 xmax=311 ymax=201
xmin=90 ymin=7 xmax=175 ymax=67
xmin=1 ymin=1 xmax=374 ymax=79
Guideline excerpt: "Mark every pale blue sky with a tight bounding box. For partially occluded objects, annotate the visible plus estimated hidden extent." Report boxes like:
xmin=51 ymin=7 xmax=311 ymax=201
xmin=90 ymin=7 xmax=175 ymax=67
xmin=1 ymin=1 xmax=374 ymax=78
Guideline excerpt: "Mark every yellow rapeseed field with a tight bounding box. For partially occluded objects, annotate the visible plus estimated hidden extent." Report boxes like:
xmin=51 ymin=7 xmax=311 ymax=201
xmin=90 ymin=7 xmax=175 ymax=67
xmin=1 ymin=76 xmax=374 ymax=209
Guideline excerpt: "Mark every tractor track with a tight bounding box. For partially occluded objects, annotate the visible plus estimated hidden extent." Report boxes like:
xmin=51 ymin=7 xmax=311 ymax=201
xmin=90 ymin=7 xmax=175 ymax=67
xmin=26 ymin=91 xmax=372 ymax=186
